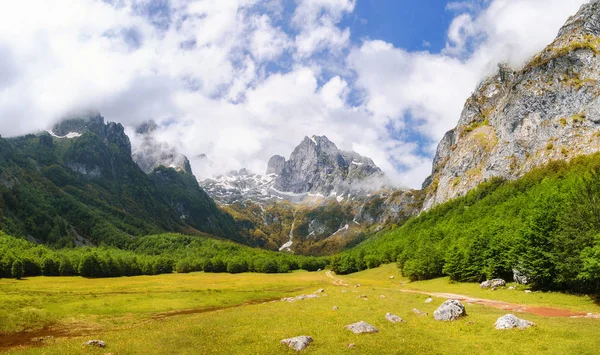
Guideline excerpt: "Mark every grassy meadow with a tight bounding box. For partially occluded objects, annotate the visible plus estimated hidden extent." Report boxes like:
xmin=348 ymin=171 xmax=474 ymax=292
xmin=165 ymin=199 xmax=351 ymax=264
xmin=1 ymin=264 xmax=600 ymax=354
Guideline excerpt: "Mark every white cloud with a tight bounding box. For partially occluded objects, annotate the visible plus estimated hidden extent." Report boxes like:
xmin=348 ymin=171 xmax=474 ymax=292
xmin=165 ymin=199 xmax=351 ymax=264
xmin=292 ymin=0 xmax=355 ymax=57
xmin=346 ymin=0 xmax=588 ymax=187
xmin=0 ymin=0 xmax=590 ymax=189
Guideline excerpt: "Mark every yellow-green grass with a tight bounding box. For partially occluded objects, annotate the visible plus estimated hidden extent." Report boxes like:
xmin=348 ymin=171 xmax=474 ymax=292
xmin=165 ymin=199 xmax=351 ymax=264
xmin=3 ymin=265 xmax=600 ymax=354
xmin=344 ymin=265 xmax=600 ymax=313
xmin=0 ymin=270 xmax=328 ymax=335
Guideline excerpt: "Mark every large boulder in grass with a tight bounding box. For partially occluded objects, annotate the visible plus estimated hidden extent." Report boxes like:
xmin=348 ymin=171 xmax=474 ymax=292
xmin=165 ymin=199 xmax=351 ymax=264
xmin=345 ymin=321 xmax=379 ymax=334
xmin=495 ymin=314 xmax=535 ymax=330
xmin=281 ymin=336 xmax=313 ymax=351
xmin=480 ymin=279 xmax=506 ymax=288
xmin=433 ymin=300 xmax=467 ymax=321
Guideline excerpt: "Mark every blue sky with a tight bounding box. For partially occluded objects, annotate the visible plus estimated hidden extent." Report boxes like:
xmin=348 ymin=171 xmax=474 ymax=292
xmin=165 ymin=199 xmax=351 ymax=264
xmin=345 ymin=0 xmax=453 ymax=52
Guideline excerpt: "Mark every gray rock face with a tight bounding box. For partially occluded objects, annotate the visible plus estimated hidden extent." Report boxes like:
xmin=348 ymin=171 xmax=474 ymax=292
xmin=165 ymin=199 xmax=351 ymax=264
xmin=495 ymin=314 xmax=535 ymax=330
xmin=433 ymin=300 xmax=467 ymax=321
xmin=423 ymin=1 xmax=600 ymax=209
xmin=480 ymin=279 xmax=506 ymax=288
xmin=281 ymin=336 xmax=313 ymax=351
xmin=273 ymin=135 xmax=387 ymax=198
xmin=385 ymin=313 xmax=405 ymax=323
xmin=513 ymin=269 xmax=529 ymax=284
xmin=131 ymin=120 xmax=193 ymax=175
xmin=345 ymin=321 xmax=379 ymax=334
xmin=266 ymin=155 xmax=286 ymax=175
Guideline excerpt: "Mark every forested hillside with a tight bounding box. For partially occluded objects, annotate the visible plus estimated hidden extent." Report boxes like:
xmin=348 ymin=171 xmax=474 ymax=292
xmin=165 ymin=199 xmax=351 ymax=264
xmin=0 ymin=232 xmax=328 ymax=278
xmin=331 ymin=152 xmax=600 ymax=293
xmin=0 ymin=123 xmax=242 ymax=247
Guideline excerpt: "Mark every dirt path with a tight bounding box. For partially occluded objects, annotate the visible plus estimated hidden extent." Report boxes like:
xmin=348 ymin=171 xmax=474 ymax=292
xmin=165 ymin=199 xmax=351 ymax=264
xmin=325 ymin=270 xmax=348 ymax=286
xmin=325 ymin=272 xmax=600 ymax=319
xmin=397 ymin=289 xmax=600 ymax=318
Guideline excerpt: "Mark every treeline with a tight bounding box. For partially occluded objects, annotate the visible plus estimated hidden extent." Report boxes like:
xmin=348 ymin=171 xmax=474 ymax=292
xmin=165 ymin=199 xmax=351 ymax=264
xmin=332 ymin=153 xmax=600 ymax=293
xmin=0 ymin=233 xmax=328 ymax=279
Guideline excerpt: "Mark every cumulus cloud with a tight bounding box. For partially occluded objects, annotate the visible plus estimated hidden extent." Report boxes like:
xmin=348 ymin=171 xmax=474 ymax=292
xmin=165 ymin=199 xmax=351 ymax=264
xmin=347 ymin=0 xmax=588 ymax=186
xmin=0 ymin=0 xmax=590 ymax=188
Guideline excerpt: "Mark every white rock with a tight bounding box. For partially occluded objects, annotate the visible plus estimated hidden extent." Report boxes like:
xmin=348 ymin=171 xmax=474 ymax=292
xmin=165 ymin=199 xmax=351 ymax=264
xmin=385 ymin=313 xmax=405 ymax=323
xmin=495 ymin=314 xmax=535 ymax=330
xmin=480 ymin=279 xmax=506 ymax=288
xmin=281 ymin=336 xmax=313 ymax=351
xmin=82 ymin=340 xmax=106 ymax=348
xmin=425 ymin=297 xmax=433 ymax=303
xmin=433 ymin=300 xmax=467 ymax=321
xmin=345 ymin=321 xmax=379 ymax=334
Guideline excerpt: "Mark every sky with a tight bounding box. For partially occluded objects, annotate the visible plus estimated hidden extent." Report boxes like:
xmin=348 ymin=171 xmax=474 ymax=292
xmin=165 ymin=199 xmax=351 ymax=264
xmin=0 ymin=0 xmax=590 ymax=187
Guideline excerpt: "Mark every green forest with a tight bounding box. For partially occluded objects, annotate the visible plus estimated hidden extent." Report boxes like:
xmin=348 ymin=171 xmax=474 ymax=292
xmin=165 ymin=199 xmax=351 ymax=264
xmin=0 ymin=232 xmax=328 ymax=279
xmin=330 ymin=152 xmax=600 ymax=294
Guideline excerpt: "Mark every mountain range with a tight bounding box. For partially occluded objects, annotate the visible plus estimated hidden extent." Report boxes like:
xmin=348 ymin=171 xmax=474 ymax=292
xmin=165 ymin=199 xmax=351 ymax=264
xmin=3 ymin=1 xmax=600 ymax=257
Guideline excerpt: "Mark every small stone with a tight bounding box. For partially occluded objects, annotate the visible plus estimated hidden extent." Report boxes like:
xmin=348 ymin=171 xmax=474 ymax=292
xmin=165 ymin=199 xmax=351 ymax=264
xmin=389 ymin=276 xmax=394 ymax=279
xmin=355 ymin=284 xmax=361 ymax=288
xmin=433 ymin=300 xmax=467 ymax=321
xmin=317 ymin=268 xmax=322 ymax=272
xmin=495 ymin=314 xmax=535 ymax=330
xmin=345 ymin=321 xmax=379 ymax=334
xmin=348 ymin=343 xmax=356 ymax=349
xmin=524 ymin=290 xmax=532 ymax=293
xmin=332 ymin=306 xmax=339 ymax=311
xmin=413 ymin=308 xmax=428 ymax=316
xmin=425 ymin=297 xmax=433 ymax=303
xmin=385 ymin=312 xmax=405 ymax=323
xmin=315 ymin=289 xmax=325 ymax=293
xmin=342 ymin=290 xmax=347 ymax=293
xmin=508 ymin=286 xmax=516 ymax=290
xmin=82 ymin=340 xmax=106 ymax=348
xmin=281 ymin=336 xmax=313 ymax=351
xmin=379 ymin=295 xmax=386 ymax=299
xmin=359 ymin=294 xmax=368 ymax=299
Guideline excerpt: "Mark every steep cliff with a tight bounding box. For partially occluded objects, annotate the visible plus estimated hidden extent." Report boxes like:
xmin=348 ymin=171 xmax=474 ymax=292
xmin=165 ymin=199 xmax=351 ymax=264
xmin=424 ymin=0 xmax=600 ymax=209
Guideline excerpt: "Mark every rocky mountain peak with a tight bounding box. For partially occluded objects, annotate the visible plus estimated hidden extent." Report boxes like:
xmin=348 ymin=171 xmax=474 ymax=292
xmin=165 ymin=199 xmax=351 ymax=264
xmin=273 ymin=135 xmax=386 ymax=197
xmin=52 ymin=113 xmax=132 ymax=156
xmin=266 ymin=155 xmax=286 ymax=175
xmin=423 ymin=2 xmax=600 ymax=210
xmin=558 ymin=1 xmax=600 ymax=38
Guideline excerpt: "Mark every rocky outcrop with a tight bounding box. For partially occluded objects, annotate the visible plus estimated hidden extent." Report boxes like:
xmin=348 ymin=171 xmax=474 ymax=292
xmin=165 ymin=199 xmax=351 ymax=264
xmin=480 ymin=279 xmax=506 ymax=289
xmin=495 ymin=314 xmax=535 ymax=330
xmin=281 ymin=336 xmax=313 ymax=351
xmin=513 ymin=269 xmax=529 ymax=285
xmin=385 ymin=313 xmax=405 ymax=323
xmin=131 ymin=120 xmax=193 ymax=175
xmin=273 ymin=135 xmax=386 ymax=198
xmin=433 ymin=300 xmax=467 ymax=321
xmin=82 ymin=340 xmax=106 ymax=348
xmin=266 ymin=155 xmax=286 ymax=175
xmin=424 ymin=1 xmax=600 ymax=209
xmin=345 ymin=321 xmax=379 ymax=334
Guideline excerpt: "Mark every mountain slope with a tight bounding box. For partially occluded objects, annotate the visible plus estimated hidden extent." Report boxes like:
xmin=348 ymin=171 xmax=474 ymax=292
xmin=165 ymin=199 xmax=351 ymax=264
xmin=0 ymin=115 xmax=239 ymax=247
xmin=424 ymin=0 xmax=600 ymax=209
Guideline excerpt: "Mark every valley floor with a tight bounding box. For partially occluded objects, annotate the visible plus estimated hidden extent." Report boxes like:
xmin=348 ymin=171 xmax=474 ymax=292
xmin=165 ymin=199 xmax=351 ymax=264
xmin=1 ymin=265 xmax=600 ymax=354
